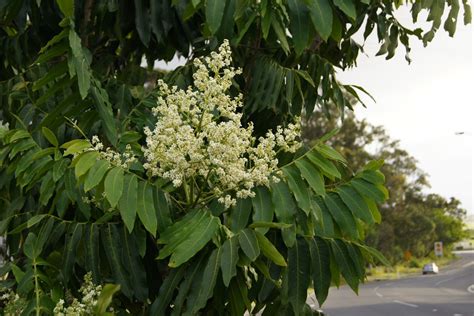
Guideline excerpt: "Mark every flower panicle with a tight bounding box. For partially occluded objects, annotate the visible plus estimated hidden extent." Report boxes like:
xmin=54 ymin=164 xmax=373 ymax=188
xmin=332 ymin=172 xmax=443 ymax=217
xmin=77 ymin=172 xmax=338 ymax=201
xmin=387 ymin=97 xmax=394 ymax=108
xmin=142 ymin=40 xmax=302 ymax=208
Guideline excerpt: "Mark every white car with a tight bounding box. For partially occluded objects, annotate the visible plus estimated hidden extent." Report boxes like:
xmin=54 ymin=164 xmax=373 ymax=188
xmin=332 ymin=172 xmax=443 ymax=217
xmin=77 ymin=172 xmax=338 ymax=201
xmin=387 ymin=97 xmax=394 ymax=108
xmin=422 ymin=262 xmax=439 ymax=274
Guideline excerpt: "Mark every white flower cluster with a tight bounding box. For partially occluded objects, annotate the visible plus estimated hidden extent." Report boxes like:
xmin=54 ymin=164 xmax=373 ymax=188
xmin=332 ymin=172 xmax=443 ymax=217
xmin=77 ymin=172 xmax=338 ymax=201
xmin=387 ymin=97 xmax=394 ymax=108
xmin=91 ymin=136 xmax=137 ymax=168
xmin=53 ymin=272 xmax=102 ymax=316
xmin=143 ymin=40 xmax=301 ymax=208
xmin=0 ymin=120 xmax=9 ymax=139
xmin=0 ymin=289 xmax=26 ymax=316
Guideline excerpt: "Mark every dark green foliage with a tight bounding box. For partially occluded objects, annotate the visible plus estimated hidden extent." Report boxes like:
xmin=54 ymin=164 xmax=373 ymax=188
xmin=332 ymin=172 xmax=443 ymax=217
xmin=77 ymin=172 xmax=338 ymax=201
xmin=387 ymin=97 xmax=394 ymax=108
xmin=0 ymin=0 xmax=469 ymax=314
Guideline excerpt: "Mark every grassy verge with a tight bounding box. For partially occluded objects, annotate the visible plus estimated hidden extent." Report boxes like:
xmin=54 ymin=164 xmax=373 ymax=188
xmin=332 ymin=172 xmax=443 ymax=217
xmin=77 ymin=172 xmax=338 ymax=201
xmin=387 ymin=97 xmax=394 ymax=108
xmin=365 ymin=254 xmax=458 ymax=281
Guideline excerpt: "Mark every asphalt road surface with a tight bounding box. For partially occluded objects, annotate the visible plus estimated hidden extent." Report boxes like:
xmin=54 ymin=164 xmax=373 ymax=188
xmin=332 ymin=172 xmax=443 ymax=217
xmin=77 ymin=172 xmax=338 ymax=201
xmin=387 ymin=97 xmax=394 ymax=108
xmin=309 ymin=250 xmax=474 ymax=316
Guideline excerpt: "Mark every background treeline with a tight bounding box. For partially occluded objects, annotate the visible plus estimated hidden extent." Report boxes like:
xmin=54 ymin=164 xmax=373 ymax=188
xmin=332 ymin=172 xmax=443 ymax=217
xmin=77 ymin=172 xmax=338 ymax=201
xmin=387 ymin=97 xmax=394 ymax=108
xmin=303 ymin=109 xmax=467 ymax=263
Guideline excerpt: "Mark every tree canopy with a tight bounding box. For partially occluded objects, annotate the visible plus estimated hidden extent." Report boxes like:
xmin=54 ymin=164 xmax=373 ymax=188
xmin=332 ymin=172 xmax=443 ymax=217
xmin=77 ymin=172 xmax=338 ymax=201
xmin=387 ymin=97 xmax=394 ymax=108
xmin=0 ymin=0 xmax=471 ymax=315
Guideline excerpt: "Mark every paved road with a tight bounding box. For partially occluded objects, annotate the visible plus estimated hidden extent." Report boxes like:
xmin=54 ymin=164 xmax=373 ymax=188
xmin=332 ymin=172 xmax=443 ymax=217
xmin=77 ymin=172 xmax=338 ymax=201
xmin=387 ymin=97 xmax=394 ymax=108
xmin=309 ymin=250 xmax=474 ymax=316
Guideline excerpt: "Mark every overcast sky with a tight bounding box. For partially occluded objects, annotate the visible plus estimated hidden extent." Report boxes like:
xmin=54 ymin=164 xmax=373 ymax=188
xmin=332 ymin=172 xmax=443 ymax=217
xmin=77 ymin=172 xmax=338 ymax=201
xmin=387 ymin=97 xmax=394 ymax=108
xmin=338 ymin=9 xmax=473 ymax=214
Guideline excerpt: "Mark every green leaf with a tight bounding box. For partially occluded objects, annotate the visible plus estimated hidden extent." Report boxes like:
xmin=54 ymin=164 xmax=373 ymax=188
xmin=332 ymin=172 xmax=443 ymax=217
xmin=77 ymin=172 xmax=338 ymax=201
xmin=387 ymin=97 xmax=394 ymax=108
xmin=95 ymin=284 xmax=121 ymax=315
xmin=30 ymin=148 xmax=54 ymax=161
xmin=288 ymin=0 xmax=310 ymax=55
xmin=104 ymin=167 xmax=124 ymax=208
xmin=158 ymin=210 xmax=219 ymax=267
xmin=101 ymin=224 xmax=132 ymax=297
xmin=329 ymin=239 xmax=360 ymax=293
xmin=261 ymin=7 xmax=272 ymax=39
xmin=172 ymin=256 xmax=207 ymax=316
xmin=158 ymin=209 xmax=205 ymax=245
xmin=84 ymin=160 xmax=110 ymax=192
xmin=288 ymin=238 xmax=310 ymax=314
xmin=119 ymin=175 xmax=138 ymax=233
xmin=283 ymin=164 xmax=312 ymax=215
xmin=11 ymin=264 xmax=25 ymax=283
xmin=8 ymin=130 xmax=29 ymax=143
xmin=333 ymin=0 xmax=356 ymax=20
xmin=364 ymin=196 xmax=381 ymax=223
xmin=206 ymin=0 xmax=226 ymax=34
xmin=295 ymin=157 xmax=325 ymax=195
xmin=238 ymin=228 xmax=260 ymax=261
xmin=153 ymin=188 xmax=172 ymax=234
xmin=271 ymin=16 xmax=290 ymax=54
xmin=230 ymin=198 xmax=252 ymax=233
xmin=84 ymin=224 xmax=100 ymax=282
xmin=150 ymin=267 xmax=186 ymax=315
xmin=346 ymin=243 xmax=365 ymax=279
xmin=337 ymin=185 xmax=374 ymax=224
xmin=270 ymin=180 xmax=297 ymax=222
xmin=351 ymin=85 xmax=376 ymax=103
xmin=40 ymin=173 xmax=55 ymax=205
xmin=74 ymin=55 xmax=91 ymax=99
xmin=308 ymin=237 xmax=331 ymax=306
xmin=228 ymin=276 xmax=251 ymax=316
xmin=463 ymin=0 xmax=472 ymax=24
xmin=249 ymin=222 xmax=292 ymax=229
xmin=91 ymin=83 xmax=118 ymax=146
xmin=38 ymin=28 xmax=68 ymax=54
xmin=295 ymin=69 xmax=316 ymax=87
xmin=351 ymin=178 xmax=387 ymax=202
xmin=307 ymin=150 xmax=341 ymax=179
xmin=362 ymin=158 xmax=384 ymax=170
xmin=27 ymin=215 xmax=46 ymax=228
xmin=358 ymin=169 xmax=385 ymax=185
xmin=74 ymin=151 xmax=100 ymax=178
xmin=190 ymin=247 xmax=222 ymax=314
xmin=270 ymin=180 xmax=297 ymax=247
xmin=121 ymin=228 xmax=148 ymax=300
xmin=168 ymin=215 xmax=219 ymax=267
xmin=358 ymin=244 xmax=390 ymax=267
xmin=324 ymin=193 xmax=358 ymax=239
xmin=316 ymin=144 xmax=347 ymax=164
xmin=24 ymin=233 xmax=39 ymax=259
xmin=63 ymin=223 xmax=83 ymax=284
xmin=35 ymin=217 xmax=55 ymax=256
xmin=41 ymin=127 xmax=58 ymax=147
xmin=305 ymin=0 xmax=333 ymax=41
xmin=134 ymin=0 xmax=151 ymax=46
xmin=136 ymin=181 xmax=157 ymax=236
xmin=221 ymin=237 xmax=240 ymax=286
xmin=32 ymin=61 xmax=68 ymax=91
xmin=252 ymin=186 xmax=274 ymax=234
xmin=62 ymin=139 xmax=91 ymax=156
xmin=233 ymin=12 xmax=257 ymax=45
xmin=255 ymin=231 xmax=287 ymax=266
xmin=53 ymin=158 xmax=69 ymax=182
xmin=56 ymin=0 xmax=74 ymax=17
xmin=33 ymin=41 xmax=69 ymax=65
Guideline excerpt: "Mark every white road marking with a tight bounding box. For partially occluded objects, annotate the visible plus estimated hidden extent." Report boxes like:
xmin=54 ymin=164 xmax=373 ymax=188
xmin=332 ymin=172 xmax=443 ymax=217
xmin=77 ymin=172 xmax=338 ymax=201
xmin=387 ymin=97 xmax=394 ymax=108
xmin=393 ymin=300 xmax=418 ymax=308
xmin=462 ymin=261 xmax=474 ymax=268
xmin=467 ymin=284 xmax=474 ymax=294
xmin=432 ymin=309 xmax=437 ymax=312
xmin=374 ymin=286 xmax=384 ymax=298
xmin=453 ymin=314 xmax=463 ymax=316
xmin=436 ymin=277 xmax=456 ymax=286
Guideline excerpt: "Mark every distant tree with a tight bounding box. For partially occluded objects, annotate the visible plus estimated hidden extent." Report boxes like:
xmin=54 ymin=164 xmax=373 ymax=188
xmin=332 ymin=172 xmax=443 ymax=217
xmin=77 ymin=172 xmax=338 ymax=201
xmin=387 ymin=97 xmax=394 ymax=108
xmin=303 ymin=110 xmax=468 ymax=260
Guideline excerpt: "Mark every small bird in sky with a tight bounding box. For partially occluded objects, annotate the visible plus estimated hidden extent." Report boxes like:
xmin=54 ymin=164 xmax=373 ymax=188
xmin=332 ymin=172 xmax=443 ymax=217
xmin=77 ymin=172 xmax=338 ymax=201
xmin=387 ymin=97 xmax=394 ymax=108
xmin=454 ymin=131 xmax=465 ymax=135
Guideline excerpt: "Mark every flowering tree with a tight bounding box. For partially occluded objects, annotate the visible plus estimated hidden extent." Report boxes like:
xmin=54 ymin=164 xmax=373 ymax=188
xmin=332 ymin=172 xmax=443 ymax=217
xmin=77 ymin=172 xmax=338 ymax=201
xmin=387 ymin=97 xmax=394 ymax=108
xmin=0 ymin=0 xmax=470 ymax=315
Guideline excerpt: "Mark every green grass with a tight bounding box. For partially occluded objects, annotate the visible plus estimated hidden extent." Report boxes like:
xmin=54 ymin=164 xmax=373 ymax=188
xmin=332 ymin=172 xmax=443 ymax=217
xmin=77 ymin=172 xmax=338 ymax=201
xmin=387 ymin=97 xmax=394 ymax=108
xmin=365 ymin=255 xmax=457 ymax=281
